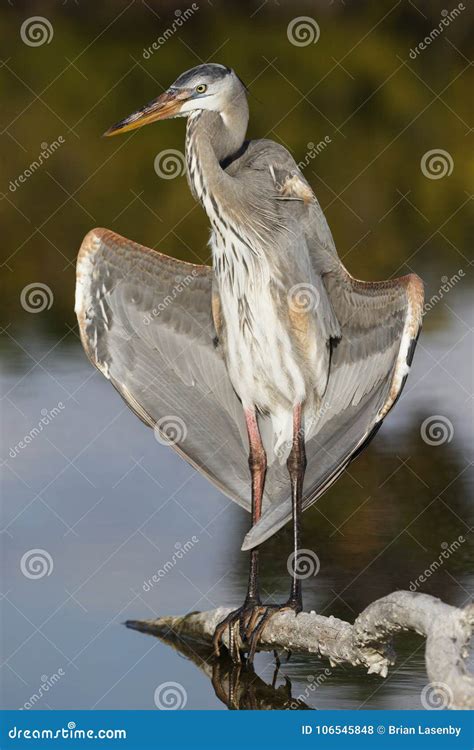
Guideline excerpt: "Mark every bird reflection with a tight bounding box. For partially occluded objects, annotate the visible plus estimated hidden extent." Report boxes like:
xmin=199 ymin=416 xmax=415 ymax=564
xmin=211 ymin=658 xmax=311 ymax=710
xmin=126 ymin=620 xmax=312 ymax=710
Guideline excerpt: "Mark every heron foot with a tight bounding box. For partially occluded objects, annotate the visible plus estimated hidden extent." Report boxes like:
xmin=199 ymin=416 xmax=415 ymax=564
xmin=212 ymin=599 xmax=301 ymax=664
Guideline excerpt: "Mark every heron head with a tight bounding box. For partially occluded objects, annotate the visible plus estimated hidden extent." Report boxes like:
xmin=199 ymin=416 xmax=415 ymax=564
xmin=104 ymin=64 xmax=246 ymax=136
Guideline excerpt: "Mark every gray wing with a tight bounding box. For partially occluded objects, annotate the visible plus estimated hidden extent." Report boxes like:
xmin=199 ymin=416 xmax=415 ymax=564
xmin=243 ymin=269 xmax=424 ymax=550
xmin=226 ymin=138 xmax=339 ymax=262
xmin=238 ymin=149 xmax=424 ymax=548
xmin=75 ymin=228 xmax=251 ymax=509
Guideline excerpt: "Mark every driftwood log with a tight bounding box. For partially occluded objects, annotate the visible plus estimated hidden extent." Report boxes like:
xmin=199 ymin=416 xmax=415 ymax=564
xmin=126 ymin=590 xmax=474 ymax=709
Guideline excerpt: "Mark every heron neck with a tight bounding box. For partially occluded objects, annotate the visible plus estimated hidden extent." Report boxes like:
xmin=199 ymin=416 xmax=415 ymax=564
xmin=185 ymin=101 xmax=248 ymax=205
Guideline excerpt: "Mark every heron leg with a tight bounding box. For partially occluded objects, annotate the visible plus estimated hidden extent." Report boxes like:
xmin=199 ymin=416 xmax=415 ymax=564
xmin=244 ymin=407 xmax=267 ymax=603
xmin=213 ymin=405 xmax=307 ymax=664
xmin=212 ymin=408 xmax=267 ymax=661
xmin=286 ymin=403 xmax=306 ymax=611
xmin=245 ymin=404 xmax=306 ymax=661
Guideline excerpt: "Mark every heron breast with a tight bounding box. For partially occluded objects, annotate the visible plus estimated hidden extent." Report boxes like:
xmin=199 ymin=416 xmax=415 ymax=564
xmin=211 ymin=232 xmax=307 ymax=412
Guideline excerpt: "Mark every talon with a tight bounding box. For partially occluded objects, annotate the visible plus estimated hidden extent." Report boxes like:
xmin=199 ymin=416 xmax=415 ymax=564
xmin=247 ymin=609 xmax=273 ymax=662
xmin=212 ymin=601 xmax=298 ymax=663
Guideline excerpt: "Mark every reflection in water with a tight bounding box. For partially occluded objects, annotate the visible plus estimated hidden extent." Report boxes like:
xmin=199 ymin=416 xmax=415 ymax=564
xmin=127 ymin=620 xmax=312 ymax=710
xmin=211 ymin=662 xmax=312 ymax=711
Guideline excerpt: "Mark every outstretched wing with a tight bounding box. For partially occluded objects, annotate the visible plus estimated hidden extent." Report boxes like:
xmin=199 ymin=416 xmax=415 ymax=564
xmin=226 ymin=147 xmax=424 ymax=549
xmin=75 ymin=228 xmax=251 ymax=508
xmin=241 ymin=267 xmax=424 ymax=549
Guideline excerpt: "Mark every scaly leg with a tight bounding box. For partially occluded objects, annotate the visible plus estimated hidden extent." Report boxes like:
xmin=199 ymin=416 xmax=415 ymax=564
xmin=212 ymin=408 xmax=267 ymax=661
xmin=287 ymin=403 xmax=306 ymax=611
xmin=246 ymin=404 xmax=307 ymax=661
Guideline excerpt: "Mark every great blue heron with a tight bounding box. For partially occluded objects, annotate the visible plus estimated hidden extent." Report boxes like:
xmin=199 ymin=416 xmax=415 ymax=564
xmin=75 ymin=63 xmax=424 ymax=662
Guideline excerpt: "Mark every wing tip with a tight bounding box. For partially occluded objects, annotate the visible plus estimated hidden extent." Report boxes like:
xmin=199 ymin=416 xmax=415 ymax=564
xmin=241 ymin=501 xmax=292 ymax=550
xmin=403 ymin=273 xmax=424 ymax=326
xmin=75 ymin=228 xmax=112 ymax=372
xmin=241 ymin=526 xmax=269 ymax=551
xmin=78 ymin=227 xmax=109 ymax=258
xmin=75 ymin=228 xmax=106 ymax=317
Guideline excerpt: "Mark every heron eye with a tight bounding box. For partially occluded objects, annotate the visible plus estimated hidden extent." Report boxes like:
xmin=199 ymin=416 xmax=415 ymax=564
xmin=195 ymin=84 xmax=207 ymax=94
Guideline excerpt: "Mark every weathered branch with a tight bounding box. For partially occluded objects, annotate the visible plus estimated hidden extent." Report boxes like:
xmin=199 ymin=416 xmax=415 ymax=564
xmin=126 ymin=590 xmax=474 ymax=709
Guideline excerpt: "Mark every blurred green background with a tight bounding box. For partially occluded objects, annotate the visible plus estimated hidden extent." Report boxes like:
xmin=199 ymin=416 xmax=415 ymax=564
xmin=1 ymin=0 xmax=472 ymax=338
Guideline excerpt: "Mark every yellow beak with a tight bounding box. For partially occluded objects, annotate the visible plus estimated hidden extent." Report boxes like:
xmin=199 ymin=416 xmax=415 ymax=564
xmin=103 ymin=90 xmax=189 ymax=137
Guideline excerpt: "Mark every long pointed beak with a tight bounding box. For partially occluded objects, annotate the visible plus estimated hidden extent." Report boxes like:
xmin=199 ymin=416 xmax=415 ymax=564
xmin=103 ymin=90 xmax=189 ymax=137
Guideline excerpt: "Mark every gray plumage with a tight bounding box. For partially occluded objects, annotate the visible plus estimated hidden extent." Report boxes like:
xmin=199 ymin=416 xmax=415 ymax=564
xmin=76 ymin=64 xmax=424 ymax=550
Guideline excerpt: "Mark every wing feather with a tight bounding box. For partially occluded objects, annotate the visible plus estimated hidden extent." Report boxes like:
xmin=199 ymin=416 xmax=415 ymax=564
xmin=75 ymin=228 xmax=251 ymax=509
xmin=242 ymin=268 xmax=423 ymax=550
